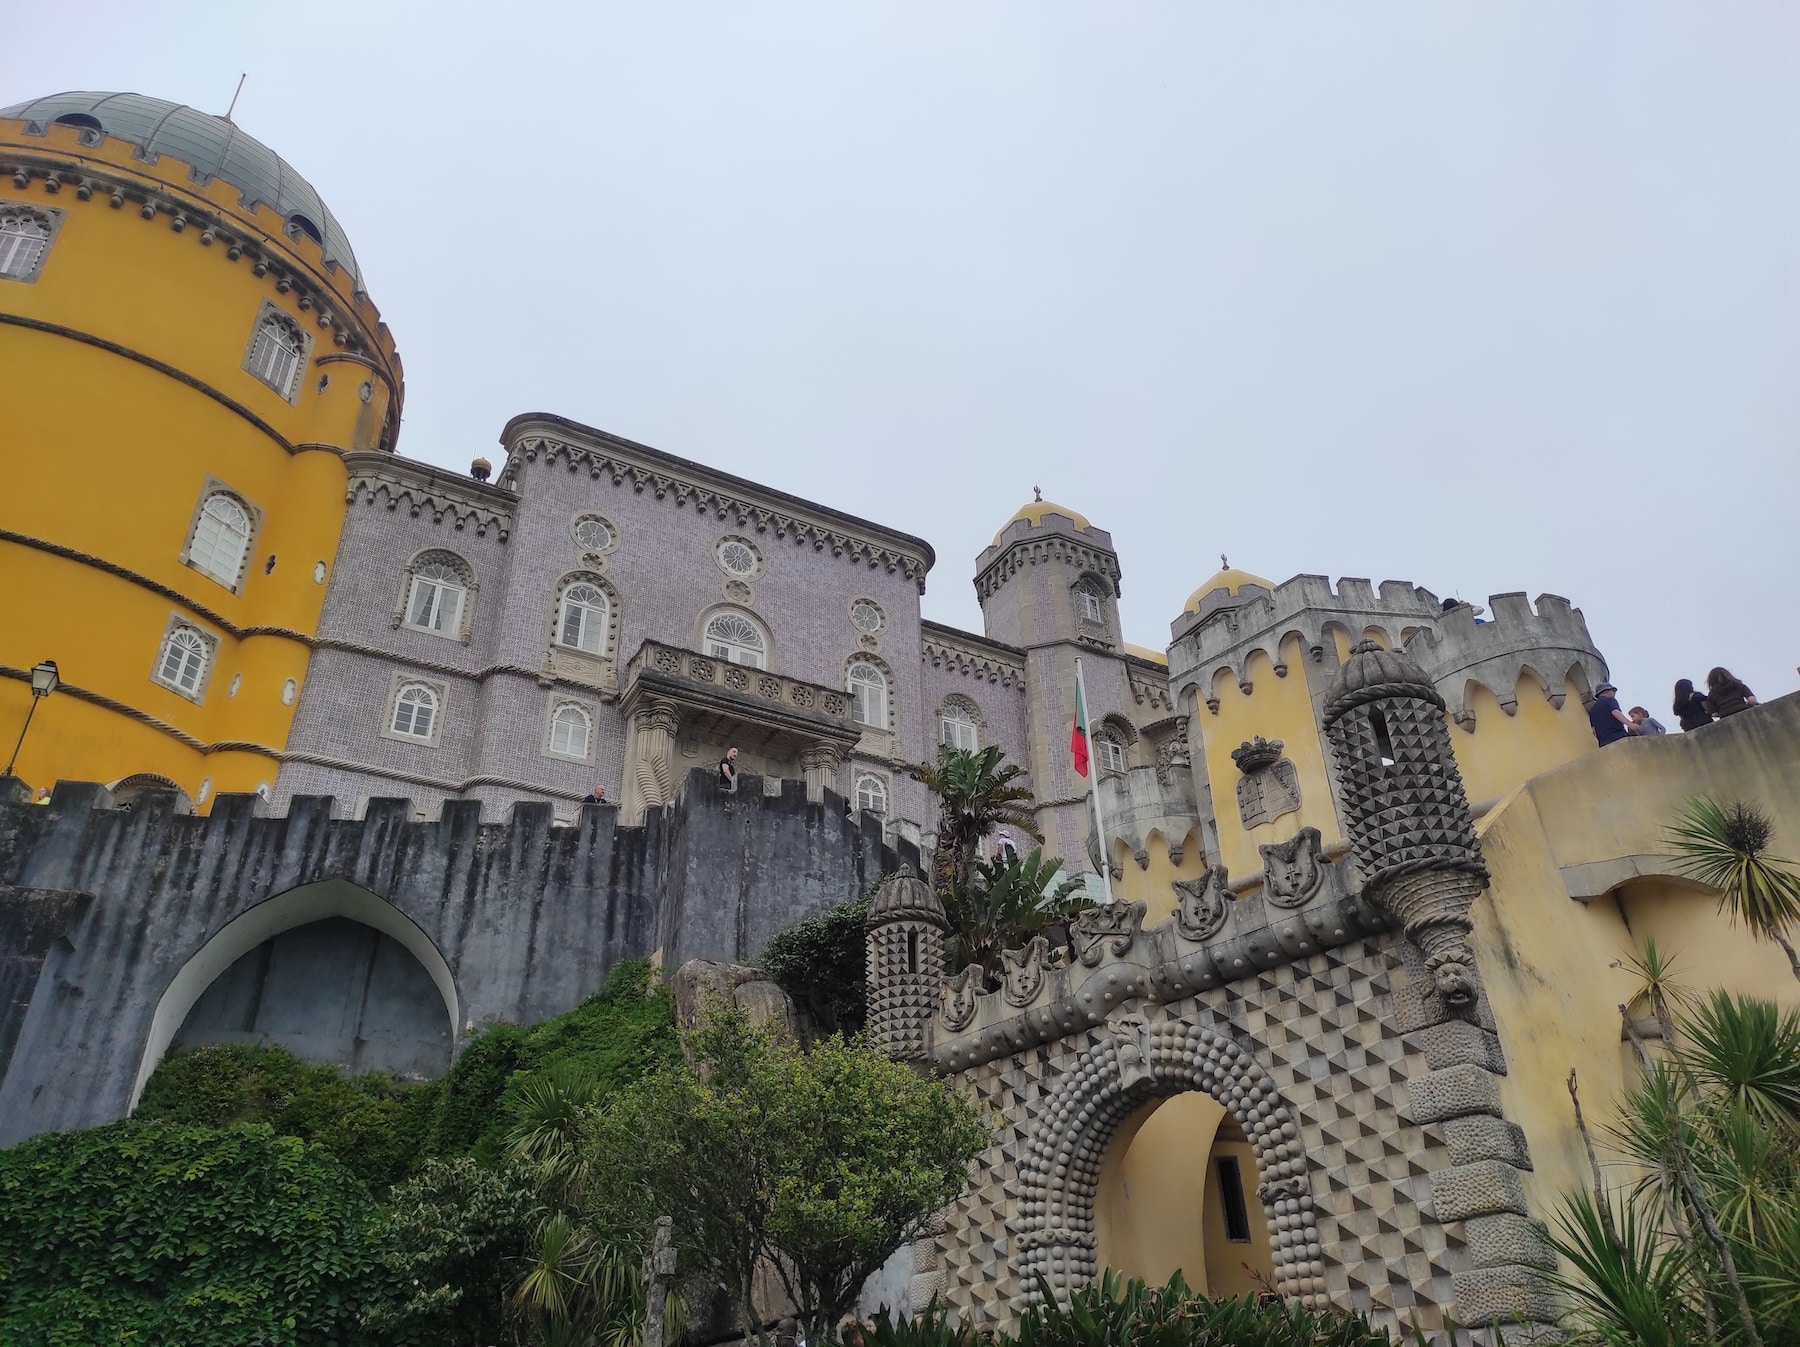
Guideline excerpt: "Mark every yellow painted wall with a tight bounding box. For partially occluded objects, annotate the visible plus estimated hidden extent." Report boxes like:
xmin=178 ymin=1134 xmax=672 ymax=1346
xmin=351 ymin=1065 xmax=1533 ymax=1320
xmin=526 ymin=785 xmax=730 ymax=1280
xmin=1449 ymin=675 xmax=1597 ymax=810
xmin=1196 ymin=638 xmax=1342 ymax=883
xmin=1471 ymin=696 xmax=1800 ymax=1222
xmin=1094 ymin=1092 xmax=1275 ymax=1296
xmin=0 ymin=115 xmax=401 ymax=806
xmin=1111 ymin=826 xmax=1205 ymax=923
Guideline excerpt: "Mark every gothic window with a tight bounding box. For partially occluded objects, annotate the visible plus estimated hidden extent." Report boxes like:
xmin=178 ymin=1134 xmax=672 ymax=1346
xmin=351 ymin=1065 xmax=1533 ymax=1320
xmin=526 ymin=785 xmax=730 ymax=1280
xmin=1095 ymin=734 xmax=1126 ymax=774
xmin=153 ymin=625 xmax=212 ymax=698
xmin=390 ymin=682 xmax=439 ymax=741
xmin=856 ymin=774 xmax=888 ymax=815
xmin=0 ymin=205 xmax=55 ymax=282
xmin=703 ymin=611 xmax=767 ymax=668
xmin=847 ymin=660 xmax=888 ymax=728
xmin=940 ymin=700 xmax=980 ymax=752
xmin=404 ymin=560 xmax=467 ymax=637
xmin=548 ymin=702 xmax=592 ymax=760
xmin=1075 ymin=581 xmax=1105 ymax=624
xmin=184 ymin=490 xmax=254 ymax=589
xmin=849 ymin=599 xmax=884 ymax=634
xmin=244 ymin=305 xmax=307 ymax=399
xmin=557 ymin=581 xmax=610 ymax=656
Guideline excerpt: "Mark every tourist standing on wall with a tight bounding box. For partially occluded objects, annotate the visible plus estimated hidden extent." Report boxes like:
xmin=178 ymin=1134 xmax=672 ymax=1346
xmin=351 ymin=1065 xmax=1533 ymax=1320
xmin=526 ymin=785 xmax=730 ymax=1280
xmin=1673 ymin=678 xmax=1714 ymax=731
xmin=1629 ymin=707 xmax=1668 ymax=736
xmin=1706 ymin=667 xmax=1758 ymax=719
xmin=1588 ymin=682 xmax=1636 ymax=746
xmin=719 ymin=746 xmax=739 ymax=793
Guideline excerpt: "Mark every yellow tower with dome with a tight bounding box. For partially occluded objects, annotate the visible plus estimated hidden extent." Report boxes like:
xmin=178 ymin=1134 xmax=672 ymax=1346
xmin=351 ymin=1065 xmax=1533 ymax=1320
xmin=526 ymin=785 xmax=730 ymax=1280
xmin=0 ymin=92 xmax=403 ymax=808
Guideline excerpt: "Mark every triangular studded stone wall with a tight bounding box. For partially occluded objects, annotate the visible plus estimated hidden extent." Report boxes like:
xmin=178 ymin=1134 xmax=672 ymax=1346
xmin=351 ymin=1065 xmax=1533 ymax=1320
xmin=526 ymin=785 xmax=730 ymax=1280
xmin=930 ymin=932 xmax=1470 ymax=1336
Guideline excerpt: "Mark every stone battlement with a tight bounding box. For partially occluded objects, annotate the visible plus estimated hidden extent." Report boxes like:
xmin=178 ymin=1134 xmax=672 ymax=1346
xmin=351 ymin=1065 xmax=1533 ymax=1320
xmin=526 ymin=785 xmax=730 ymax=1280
xmin=1406 ymin=592 xmax=1608 ymax=725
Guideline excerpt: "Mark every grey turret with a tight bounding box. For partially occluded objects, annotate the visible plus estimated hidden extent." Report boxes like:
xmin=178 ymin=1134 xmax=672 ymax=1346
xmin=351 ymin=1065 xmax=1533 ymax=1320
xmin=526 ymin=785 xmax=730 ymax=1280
xmin=865 ymin=873 xmax=947 ymax=1060
xmin=1322 ymin=641 xmax=1487 ymax=1006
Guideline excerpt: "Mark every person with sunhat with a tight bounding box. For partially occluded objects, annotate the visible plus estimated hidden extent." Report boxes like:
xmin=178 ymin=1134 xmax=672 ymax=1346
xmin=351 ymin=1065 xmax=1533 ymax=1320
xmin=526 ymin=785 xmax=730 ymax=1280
xmin=1587 ymin=681 xmax=1637 ymax=747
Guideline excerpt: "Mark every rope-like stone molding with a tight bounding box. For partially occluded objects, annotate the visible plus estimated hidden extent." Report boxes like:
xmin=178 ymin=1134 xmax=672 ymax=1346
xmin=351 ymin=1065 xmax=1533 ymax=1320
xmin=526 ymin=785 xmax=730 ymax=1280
xmin=1018 ymin=1018 xmax=1324 ymax=1308
xmin=0 ymin=664 xmax=276 ymax=758
xmin=0 ymin=313 xmax=303 ymax=454
xmin=278 ymin=750 xmax=585 ymax=801
xmin=0 ymin=526 xmax=315 ymax=643
xmin=307 ymin=640 xmax=615 ymax=700
xmin=502 ymin=435 xmax=929 ymax=591
xmin=975 ymin=536 xmax=1123 ymax=602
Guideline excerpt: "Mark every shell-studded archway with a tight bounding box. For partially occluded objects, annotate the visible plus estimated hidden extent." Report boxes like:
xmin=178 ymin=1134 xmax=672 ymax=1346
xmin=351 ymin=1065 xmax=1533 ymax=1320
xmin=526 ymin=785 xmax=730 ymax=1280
xmin=1016 ymin=1012 xmax=1325 ymax=1307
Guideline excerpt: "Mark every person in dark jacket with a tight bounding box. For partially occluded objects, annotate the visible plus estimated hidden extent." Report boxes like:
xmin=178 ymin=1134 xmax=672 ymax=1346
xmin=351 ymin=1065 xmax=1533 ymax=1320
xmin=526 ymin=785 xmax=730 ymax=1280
xmin=1706 ymin=667 xmax=1758 ymax=719
xmin=1673 ymin=678 xmax=1713 ymax=731
xmin=1588 ymin=682 xmax=1636 ymax=746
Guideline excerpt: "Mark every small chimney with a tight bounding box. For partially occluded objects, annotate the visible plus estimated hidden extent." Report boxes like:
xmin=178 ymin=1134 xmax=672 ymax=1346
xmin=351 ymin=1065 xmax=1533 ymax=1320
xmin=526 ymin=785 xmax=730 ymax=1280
xmin=470 ymin=456 xmax=492 ymax=482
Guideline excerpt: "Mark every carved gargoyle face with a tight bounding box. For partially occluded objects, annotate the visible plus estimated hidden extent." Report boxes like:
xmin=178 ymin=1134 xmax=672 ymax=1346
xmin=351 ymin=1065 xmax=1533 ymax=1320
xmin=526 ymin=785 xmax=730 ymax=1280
xmin=1432 ymin=959 xmax=1479 ymax=1006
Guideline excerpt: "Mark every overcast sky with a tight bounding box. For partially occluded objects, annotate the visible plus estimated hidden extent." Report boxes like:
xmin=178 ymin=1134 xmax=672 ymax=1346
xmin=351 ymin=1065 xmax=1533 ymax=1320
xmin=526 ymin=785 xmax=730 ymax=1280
xmin=8 ymin=4 xmax=1796 ymax=712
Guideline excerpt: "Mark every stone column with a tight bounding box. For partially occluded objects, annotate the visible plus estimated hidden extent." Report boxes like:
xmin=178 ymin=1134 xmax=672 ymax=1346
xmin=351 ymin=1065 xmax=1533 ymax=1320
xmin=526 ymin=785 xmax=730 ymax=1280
xmin=622 ymin=700 xmax=680 ymax=824
xmin=799 ymin=741 xmax=844 ymax=804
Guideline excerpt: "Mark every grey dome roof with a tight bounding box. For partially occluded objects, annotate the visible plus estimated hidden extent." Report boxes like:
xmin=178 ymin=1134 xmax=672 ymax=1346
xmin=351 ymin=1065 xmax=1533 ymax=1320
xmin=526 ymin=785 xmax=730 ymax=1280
xmin=866 ymin=874 xmax=946 ymax=930
xmin=2 ymin=91 xmax=360 ymax=285
xmin=1322 ymin=640 xmax=1444 ymax=724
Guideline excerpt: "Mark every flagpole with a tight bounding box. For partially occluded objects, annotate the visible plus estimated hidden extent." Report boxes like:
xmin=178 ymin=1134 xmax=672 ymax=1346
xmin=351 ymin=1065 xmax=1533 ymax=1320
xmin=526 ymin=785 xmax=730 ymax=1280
xmin=1076 ymin=657 xmax=1116 ymax=906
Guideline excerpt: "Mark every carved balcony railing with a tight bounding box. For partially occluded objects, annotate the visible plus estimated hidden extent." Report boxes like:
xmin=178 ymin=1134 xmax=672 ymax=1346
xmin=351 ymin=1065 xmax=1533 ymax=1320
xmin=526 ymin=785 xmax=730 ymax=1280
xmin=620 ymin=641 xmax=862 ymax=751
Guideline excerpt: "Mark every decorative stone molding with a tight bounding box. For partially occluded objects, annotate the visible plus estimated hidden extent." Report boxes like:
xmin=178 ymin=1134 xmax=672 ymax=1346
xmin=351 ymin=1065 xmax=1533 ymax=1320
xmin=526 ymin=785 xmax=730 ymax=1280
xmin=344 ymin=453 xmax=513 ymax=540
xmin=1072 ymin=900 xmax=1147 ymax=967
xmin=920 ymin=622 xmax=1026 ymax=691
xmin=866 ymin=874 xmax=948 ymax=1060
xmin=1171 ymin=865 xmax=1231 ymax=942
xmin=974 ymin=534 xmax=1122 ymax=603
xmin=1001 ymin=937 xmax=1049 ymax=1007
xmin=1259 ymin=827 xmax=1326 ymax=909
xmin=501 ymin=429 xmax=931 ymax=591
xmin=799 ymin=741 xmax=845 ymax=803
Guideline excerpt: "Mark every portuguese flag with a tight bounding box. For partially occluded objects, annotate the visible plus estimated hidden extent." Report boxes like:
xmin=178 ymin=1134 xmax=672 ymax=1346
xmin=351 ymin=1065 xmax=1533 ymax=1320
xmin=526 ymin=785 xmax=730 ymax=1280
xmin=1070 ymin=669 xmax=1090 ymax=777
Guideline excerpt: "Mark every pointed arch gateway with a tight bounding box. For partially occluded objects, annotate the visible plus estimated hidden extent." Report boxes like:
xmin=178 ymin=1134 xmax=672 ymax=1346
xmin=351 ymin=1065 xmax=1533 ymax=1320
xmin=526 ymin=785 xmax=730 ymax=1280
xmin=1017 ymin=1014 xmax=1324 ymax=1308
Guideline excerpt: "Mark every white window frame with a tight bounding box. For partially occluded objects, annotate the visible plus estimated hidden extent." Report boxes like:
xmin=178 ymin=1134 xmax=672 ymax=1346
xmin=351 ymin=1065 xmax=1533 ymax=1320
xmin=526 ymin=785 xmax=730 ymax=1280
xmin=1076 ymin=583 xmax=1105 ymax=624
xmin=940 ymin=701 xmax=981 ymax=752
xmin=847 ymin=660 xmax=888 ymax=729
xmin=715 ymin=535 xmax=763 ymax=580
xmin=703 ymin=610 xmax=768 ymax=668
xmin=855 ymin=774 xmax=889 ymax=815
xmin=849 ymin=598 xmax=885 ymax=635
xmin=557 ymin=581 xmax=611 ymax=656
xmin=546 ymin=701 xmax=594 ymax=761
xmin=1095 ymin=734 xmax=1126 ymax=774
xmin=178 ymin=478 xmax=262 ymax=594
xmin=571 ymin=514 xmax=617 ymax=555
xmin=0 ymin=202 xmax=62 ymax=284
xmin=386 ymin=680 xmax=442 ymax=745
xmin=242 ymin=300 xmax=311 ymax=402
xmin=150 ymin=620 xmax=216 ymax=703
xmin=404 ymin=563 xmax=467 ymax=638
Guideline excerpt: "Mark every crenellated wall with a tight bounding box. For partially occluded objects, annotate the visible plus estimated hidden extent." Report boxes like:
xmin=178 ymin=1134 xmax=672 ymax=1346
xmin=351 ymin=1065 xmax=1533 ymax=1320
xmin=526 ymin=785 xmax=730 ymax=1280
xmin=0 ymin=767 xmax=911 ymax=1146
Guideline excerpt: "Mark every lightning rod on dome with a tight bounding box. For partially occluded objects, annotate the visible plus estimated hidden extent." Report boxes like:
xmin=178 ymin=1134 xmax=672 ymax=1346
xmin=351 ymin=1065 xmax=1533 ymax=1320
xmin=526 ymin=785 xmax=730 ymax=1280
xmin=1033 ymin=486 xmax=1042 ymax=502
xmin=224 ymin=73 xmax=247 ymax=124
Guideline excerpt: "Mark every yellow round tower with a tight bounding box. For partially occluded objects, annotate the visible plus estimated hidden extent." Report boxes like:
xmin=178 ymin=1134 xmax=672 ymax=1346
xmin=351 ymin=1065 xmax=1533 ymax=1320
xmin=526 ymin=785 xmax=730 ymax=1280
xmin=0 ymin=92 xmax=403 ymax=808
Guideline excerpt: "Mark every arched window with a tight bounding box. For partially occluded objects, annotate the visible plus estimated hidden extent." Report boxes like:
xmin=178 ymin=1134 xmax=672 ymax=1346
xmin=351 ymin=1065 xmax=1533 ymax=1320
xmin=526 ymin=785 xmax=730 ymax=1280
xmin=856 ymin=774 xmax=888 ymax=814
xmin=704 ymin=611 xmax=766 ymax=668
xmin=940 ymin=701 xmax=980 ymax=752
xmin=557 ymin=582 xmax=610 ymax=656
xmin=1075 ymin=580 xmax=1106 ymax=624
xmin=0 ymin=207 xmax=53 ymax=281
xmin=1095 ymin=733 xmax=1126 ymax=774
xmin=154 ymin=626 xmax=211 ymax=696
xmin=847 ymin=660 xmax=888 ymax=729
xmin=185 ymin=492 xmax=253 ymax=588
xmin=391 ymin=683 xmax=438 ymax=740
xmin=405 ymin=561 xmax=466 ymax=636
xmin=246 ymin=308 xmax=306 ymax=397
xmin=548 ymin=702 xmax=592 ymax=759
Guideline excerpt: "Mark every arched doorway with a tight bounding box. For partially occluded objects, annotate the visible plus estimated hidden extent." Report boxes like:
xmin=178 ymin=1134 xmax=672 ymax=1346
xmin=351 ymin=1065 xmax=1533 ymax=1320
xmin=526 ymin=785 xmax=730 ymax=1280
xmin=1016 ymin=1014 xmax=1324 ymax=1308
xmin=1094 ymin=1093 xmax=1276 ymax=1296
xmin=133 ymin=880 xmax=459 ymax=1105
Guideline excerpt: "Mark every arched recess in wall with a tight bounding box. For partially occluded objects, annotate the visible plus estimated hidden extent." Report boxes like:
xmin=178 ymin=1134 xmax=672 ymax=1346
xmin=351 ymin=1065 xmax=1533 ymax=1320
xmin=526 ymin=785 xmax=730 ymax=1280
xmin=108 ymin=774 xmax=195 ymax=814
xmin=131 ymin=879 xmax=459 ymax=1107
xmin=1016 ymin=1018 xmax=1324 ymax=1308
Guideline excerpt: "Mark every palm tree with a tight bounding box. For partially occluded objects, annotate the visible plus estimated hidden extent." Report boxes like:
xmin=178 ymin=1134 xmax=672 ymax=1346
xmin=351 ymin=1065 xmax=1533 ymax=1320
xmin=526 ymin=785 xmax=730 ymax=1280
xmin=913 ymin=745 xmax=1039 ymax=904
xmin=1666 ymin=797 xmax=1800 ymax=984
xmin=942 ymin=847 xmax=1093 ymax=988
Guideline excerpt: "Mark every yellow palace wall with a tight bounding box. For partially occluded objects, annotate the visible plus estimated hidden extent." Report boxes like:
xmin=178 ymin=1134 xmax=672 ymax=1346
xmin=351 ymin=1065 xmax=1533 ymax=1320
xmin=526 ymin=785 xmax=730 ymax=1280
xmin=1471 ymin=694 xmax=1800 ymax=1223
xmin=0 ymin=115 xmax=400 ymax=804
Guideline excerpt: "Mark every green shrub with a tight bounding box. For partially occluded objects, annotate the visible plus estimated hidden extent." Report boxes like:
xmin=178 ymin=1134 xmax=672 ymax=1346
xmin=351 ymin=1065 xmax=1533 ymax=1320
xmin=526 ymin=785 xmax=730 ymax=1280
xmin=762 ymin=891 xmax=878 ymax=1036
xmin=0 ymin=1120 xmax=383 ymax=1347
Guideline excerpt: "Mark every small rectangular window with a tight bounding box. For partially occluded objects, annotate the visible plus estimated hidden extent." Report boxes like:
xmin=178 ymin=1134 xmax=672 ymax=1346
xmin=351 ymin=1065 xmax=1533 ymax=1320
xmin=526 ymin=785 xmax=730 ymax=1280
xmin=1216 ymin=1155 xmax=1252 ymax=1242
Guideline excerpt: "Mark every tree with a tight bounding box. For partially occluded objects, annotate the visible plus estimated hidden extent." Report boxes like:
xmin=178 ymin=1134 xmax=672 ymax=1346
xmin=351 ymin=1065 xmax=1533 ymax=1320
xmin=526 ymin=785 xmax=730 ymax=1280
xmin=1667 ymin=797 xmax=1800 ymax=983
xmin=942 ymin=847 xmax=1094 ymax=989
xmin=0 ymin=1120 xmax=384 ymax=1347
xmin=762 ymin=892 xmax=875 ymax=1038
xmin=586 ymin=1007 xmax=990 ymax=1347
xmin=913 ymin=746 xmax=1039 ymax=905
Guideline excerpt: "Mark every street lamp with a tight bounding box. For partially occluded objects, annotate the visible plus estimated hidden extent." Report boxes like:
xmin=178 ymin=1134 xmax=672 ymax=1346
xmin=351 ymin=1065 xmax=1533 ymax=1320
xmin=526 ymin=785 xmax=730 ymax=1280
xmin=4 ymin=659 xmax=60 ymax=779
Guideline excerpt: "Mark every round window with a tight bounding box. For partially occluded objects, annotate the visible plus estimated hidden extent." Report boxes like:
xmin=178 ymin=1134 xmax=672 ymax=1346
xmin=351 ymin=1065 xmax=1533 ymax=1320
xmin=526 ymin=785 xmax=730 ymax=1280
xmin=850 ymin=600 xmax=884 ymax=634
xmin=573 ymin=516 xmax=615 ymax=552
xmin=717 ymin=538 xmax=760 ymax=577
